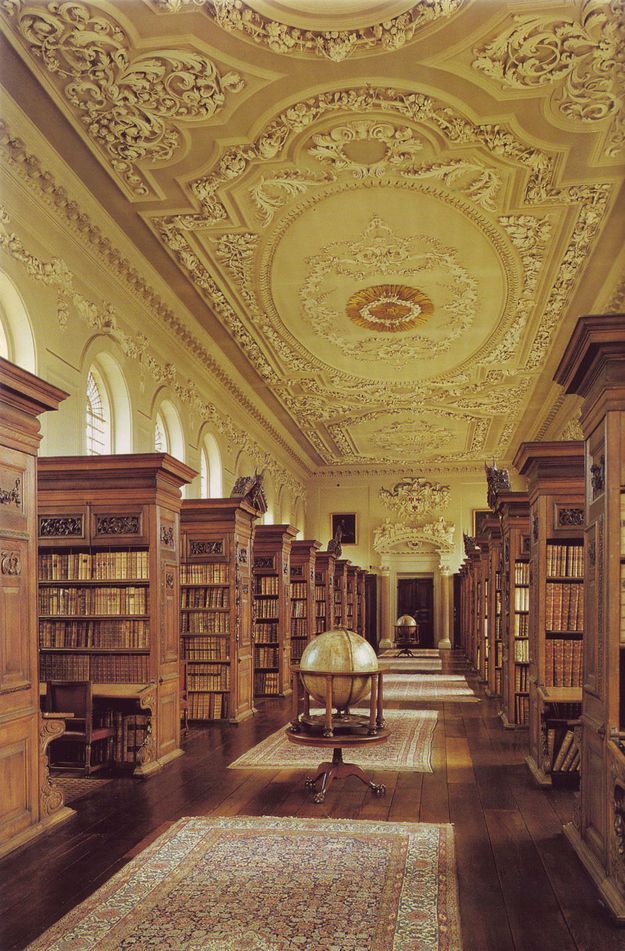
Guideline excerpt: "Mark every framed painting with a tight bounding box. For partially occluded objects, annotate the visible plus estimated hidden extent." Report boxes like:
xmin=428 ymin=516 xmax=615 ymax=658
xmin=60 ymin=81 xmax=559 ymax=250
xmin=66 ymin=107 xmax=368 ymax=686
xmin=472 ymin=509 xmax=490 ymax=537
xmin=331 ymin=513 xmax=357 ymax=546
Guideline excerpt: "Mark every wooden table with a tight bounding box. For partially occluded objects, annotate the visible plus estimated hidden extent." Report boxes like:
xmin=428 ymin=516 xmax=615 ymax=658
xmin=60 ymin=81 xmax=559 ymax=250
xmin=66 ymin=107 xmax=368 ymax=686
xmin=286 ymin=727 xmax=389 ymax=804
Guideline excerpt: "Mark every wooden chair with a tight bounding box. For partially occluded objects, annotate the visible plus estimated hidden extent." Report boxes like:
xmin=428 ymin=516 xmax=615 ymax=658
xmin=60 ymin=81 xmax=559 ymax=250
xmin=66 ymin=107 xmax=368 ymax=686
xmin=179 ymin=661 xmax=189 ymax=734
xmin=45 ymin=681 xmax=115 ymax=775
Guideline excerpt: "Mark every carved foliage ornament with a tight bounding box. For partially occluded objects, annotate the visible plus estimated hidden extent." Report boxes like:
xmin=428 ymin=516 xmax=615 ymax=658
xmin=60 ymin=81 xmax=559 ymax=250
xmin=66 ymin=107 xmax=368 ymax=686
xmin=0 ymin=477 xmax=21 ymax=506
xmin=190 ymin=539 xmax=224 ymax=556
xmin=95 ymin=515 xmax=140 ymax=536
xmin=374 ymin=517 xmax=455 ymax=554
xmin=156 ymin=0 xmax=463 ymax=62
xmin=557 ymin=508 xmax=584 ymax=528
xmin=485 ymin=462 xmax=511 ymax=511
xmin=0 ymin=550 xmax=21 ymax=575
xmin=160 ymin=525 xmax=175 ymax=547
xmin=473 ymin=0 xmax=625 ymax=157
xmin=39 ymin=515 xmax=83 ymax=537
xmin=379 ymin=477 xmax=450 ymax=518
xmin=1 ymin=0 xmax=245 ymax=195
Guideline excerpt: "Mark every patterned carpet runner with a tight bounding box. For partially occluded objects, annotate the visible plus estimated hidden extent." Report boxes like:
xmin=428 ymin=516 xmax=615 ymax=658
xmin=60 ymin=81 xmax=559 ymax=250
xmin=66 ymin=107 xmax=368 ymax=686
xmin=378 ymin=657 xmax=443 ymax=672
xmin=27 ymin=815 xmax=462 ymax=950
xmin=53 ymin=775 xmax=113 ymax=806
xmin=229 ymin=709 xmax=438 ymax=772
xmin=382 ymin=674 xmax=477 ymax=702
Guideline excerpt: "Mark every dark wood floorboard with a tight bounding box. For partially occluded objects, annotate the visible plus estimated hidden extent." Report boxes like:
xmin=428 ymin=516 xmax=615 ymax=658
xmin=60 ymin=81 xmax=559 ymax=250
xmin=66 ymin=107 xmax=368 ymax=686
xmin=1 ymin=651 xmax=624 ymax=950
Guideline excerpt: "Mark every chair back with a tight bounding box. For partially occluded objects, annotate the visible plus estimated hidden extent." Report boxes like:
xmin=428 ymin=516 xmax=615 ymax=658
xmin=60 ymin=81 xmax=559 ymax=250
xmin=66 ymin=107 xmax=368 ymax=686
xmin=46 ymin=681 xmax=92 ymax=735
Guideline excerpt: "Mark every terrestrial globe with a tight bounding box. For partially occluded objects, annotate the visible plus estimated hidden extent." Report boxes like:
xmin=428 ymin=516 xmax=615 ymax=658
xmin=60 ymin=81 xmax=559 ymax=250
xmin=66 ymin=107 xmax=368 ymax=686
xmin=299 ymin=628 xmax=378 ymax=708
xmin=396 ymin=614 xmax=417 ymax=638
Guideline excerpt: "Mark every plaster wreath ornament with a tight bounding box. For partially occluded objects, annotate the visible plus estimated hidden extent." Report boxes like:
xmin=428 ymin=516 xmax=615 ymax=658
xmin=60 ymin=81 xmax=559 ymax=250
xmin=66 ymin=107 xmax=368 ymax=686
xmin=0 ymin=0 xmax=245 ymax=196
xmin=373 ymin=518 xmax=456 ymax=555
xmin=300 ymin=215 xmax=477 ymax=364
xmin=379 ymin=478 xmax=451 ymax=518
xmin=472 ymin=0 xmax=625 ymax=157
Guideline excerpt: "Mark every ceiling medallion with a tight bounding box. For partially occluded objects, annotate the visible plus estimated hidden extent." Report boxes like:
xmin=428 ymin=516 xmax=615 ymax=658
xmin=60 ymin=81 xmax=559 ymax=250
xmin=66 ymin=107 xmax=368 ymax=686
xmin=346 ymin=284 xmax=433 ymax=333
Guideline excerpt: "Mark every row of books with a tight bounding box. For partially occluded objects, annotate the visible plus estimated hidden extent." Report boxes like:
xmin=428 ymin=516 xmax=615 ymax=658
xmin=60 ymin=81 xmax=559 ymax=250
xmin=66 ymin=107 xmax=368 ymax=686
xmin=181 ymin=614 xmax=228 ymax=634
xmin=39 ymin=586 xmax=147 ymax=616
xmin=40 ymin=652 xmax=150 ymax=682
xmin=291 ymin=639 xmax=307 ymax=662
xmin=181 ymin=564 xmax=228 ymax=585
xmin=621 ymin=564 xmax=625 ymax=644
xmin=514 ymin=614 xmax=529 ymax=637
xmin=255 ymin=600 xmax=279 ymax=619
xmin=315 ymin=602 xmax=327 ymax=617
xmin=547 ymin=728 xmax=580 ymax=772
xmin=291 ymin=618 xmax=309 ymax=635
xmin=188 ymin=669 xmax=230 ymax=691
xmin=545 ymin=637 xmax=583 ymax=688
xmin=290 ymin=582 xmax=308 ymax=599
xmin=514 ymin=587 xmax=530 ymax=612
xmin=495 ymin=641 xmax=503 ymax=667
xmin=254 ymin=671 xmax=280 ymax=694
xmin=39 ymin=550 xmax=149 ymax=581
xmin=315 ymin=585 xmax=326 ymax=601
xmin=39 ymin=619 xmax=148 ymax=649
xmin=181 ymin=588 xmax=229 ymax=608
xmin=515 ymin=665 xmax=529 ymax=692
xmin=545 ymin=581 xmax=584 ymax=632
xmin=255 ymin=646 xmax=279 ymax=667
xmin=189 ymin=692 xmax=226 ymax=719
xmin=515 ymin=693 xmax=529 ymax=725
xmin=291 ymin=601 xmax=307 ymax=618
xmin=184 ymin=638 xmax=230 ymax=660
xmin=256 ymin=576 xmax=280 ymax=595
xmin=546 ymin=543 xmax=583 ymax=578
xmin=515 ymin=561 xmax=530 ymax=585
xmin=255 ymin=621 xmax=278 ymax=638
xmin=514 ymin=637 xmax=529 ymax=662
xmin=104 ymin=711 xmax=149 ymax=765
xmin=315 ymin=618 xmax=327 ymax=633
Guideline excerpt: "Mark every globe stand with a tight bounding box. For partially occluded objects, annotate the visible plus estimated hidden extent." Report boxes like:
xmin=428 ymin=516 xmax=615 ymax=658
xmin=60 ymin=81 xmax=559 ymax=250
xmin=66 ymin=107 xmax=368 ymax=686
xmin=394 ymin=620 xmax=420 ymax=657
xmin=286 ymin=730 xmax=389 ymax=804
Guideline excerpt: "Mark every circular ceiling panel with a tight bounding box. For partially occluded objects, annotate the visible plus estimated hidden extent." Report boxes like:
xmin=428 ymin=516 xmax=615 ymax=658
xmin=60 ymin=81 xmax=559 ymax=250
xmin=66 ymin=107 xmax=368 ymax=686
xmin=265 ymin=184 xmax=508 ymax=382
xmin=245 ymin=0 xmax=416 ymax=30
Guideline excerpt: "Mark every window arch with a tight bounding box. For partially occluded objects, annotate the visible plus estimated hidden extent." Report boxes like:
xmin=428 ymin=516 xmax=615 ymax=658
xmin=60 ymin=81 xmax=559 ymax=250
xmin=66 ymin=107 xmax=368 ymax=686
xmin=0 ymin=270 xmax=37 ymax=372
xmin=200 ymin=431 xmax=223 ymax=498
xmin=154 ymin=411 xmax=169 ymax=453
xmin=0 ymin=319 xmax=8 ymax=360
xmin=86 ymin=366 xmax=112 ymax=455
xmin=153 ymin=397 xmax=185 ymax=461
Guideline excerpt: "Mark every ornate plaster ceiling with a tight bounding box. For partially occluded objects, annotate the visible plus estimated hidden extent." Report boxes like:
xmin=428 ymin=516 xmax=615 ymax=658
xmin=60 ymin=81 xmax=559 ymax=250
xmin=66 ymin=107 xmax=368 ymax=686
xmin=1 ymin=0 xmax=624 ymax=476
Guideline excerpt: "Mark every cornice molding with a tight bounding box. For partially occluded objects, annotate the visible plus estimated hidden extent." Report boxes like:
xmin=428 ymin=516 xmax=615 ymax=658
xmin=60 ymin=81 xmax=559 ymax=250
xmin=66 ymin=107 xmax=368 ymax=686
xmin=0 ymin=117 xmax=309 ymax=484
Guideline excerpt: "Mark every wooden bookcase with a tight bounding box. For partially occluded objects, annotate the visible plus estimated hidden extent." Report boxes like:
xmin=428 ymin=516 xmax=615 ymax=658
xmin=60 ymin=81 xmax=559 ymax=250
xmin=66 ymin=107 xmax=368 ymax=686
xmin=179 ymin=498 xmax=259 ymax=723
xmin=333 ymin=559 xmax=350 ymax=628
xmin=253 ymin=524 xmax=297 ymax=697
xmin=484 ymin=517 xmax=503 ymax=698
xmin=476 ymin=515 xmax=499 ymax=685
xmin=468 ymin=545 xmax=482 ymax=671
xmin=356 ymin=568 xmax=367 ymax=639
xmin=314 ymin=550 xmax=335 ymax=633
xmin=0 ymin=358 xmax=68 ymax=859
xmin=37 ymin=454 xmax=195 ymax=776
xmin=514 ymin=442 xmax=585 ymax=786
xmin=458 ymin=560 xmax=469 ymax=657
xmin=555 ymin=313 xmax=625 ymax=920
xmin=496 ymin=493 xmax=531 ymax=729
xmin=346 ymin=564 xmax=357 ymax=631
xmin=289 ymin=539 xmax=320 ymax=663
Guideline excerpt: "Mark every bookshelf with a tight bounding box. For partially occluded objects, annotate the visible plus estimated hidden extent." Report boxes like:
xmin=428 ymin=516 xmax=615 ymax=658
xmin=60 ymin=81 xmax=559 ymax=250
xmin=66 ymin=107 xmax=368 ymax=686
xmin=476 ymin=514 xmax=499 ymax=685
xmin=514 ymin=441 xmax=585 ymax=787
xmin=555 ymin=313 xmax=625 ymax=920
xmin=468 ymin=544 xmax=482 ymax=672
xmin=333 ymin=559 xmax=350 ymax=628
xmin=356 ymin=568 xmax=367 ymax=639
xmin=496 ymin=493 xmax=531 ymax=729
xmin=289 ymin=539 xmax=320 ymax=663
xmin=180 ymin=498 xmax=260 ymax=723
xmin=253 ymin=524 xmax=297 ymax=697
xmin=0 ymin=358 xmax=68 ymax=859
xmin=37 ymin=454 xmax=195 ymax=776
xmin=346 ymin=564 xmax=357 ymax=631
xmin=484 ymin=517 xmax=503 ymax=698
xmin=314 ymin=550 xmax=336 ymax=634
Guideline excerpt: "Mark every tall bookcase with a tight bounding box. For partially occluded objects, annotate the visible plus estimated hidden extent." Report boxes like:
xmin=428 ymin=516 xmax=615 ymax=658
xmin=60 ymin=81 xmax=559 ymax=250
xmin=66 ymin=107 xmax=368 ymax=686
xmin=514 ymin=442 xmax=585 ymax=786
xmin=289 ymin=539 xmax=320 ymax=663
xmin=253 ymin=524 xmax=297 ymax=697
xmin=555 ymin=313 xmax=625 ymax=920
xmin=469 ymin=545 xmax=482 ymax=672
xmin=37 ymin=454 xmax=195 ymax=776
xmin=476 ymin=515 xmax=499 ymax=685
xmin=179 ymin=498 xmax=259 ymax=723
xmin=484 ymin=517 xmax=503 ymax=698
xmin=333 ymin=559 xmax=350 ymax=628
xmin=496 ymin=493 xmax=531 ymax=729
xmin=0 ymin=358 xmax=68 ymax=859
xmin=314 ymin=550 xmax=335 ymax=633
xmin=346 ymin=564 xmax=357 ymax=631
xmin=356 ymin=568 xmax=367 ymax=639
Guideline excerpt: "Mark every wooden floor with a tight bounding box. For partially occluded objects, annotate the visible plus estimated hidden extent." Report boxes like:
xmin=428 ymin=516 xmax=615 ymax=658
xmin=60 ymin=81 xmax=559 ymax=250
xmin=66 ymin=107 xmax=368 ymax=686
xmin=1 ymin=652 xmax=623 ymax=950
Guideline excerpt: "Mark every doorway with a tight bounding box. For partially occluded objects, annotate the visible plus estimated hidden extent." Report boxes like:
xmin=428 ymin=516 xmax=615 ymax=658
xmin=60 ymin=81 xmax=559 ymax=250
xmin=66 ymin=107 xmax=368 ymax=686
xmin=397 ymin=577 xmax=435 ymax=647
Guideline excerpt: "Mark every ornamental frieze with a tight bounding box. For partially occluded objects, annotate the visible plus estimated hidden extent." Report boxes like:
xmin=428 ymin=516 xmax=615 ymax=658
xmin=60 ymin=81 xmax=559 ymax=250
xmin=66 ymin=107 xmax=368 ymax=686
xmin=39 ymin=515 xmax=83 ymax=538
xmin=373 ymin=517 xmax=455 ymax=554
xmin=95 ymin=515 xmax=140 ymax=536
xmin=0 ymin=0 xmax=245 ymax=196
xmin=190 ymin=539 xmax=224 ymax=556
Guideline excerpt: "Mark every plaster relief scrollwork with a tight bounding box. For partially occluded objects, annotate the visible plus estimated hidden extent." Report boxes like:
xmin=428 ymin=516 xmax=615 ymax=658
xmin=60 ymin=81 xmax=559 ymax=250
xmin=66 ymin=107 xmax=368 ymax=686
xmin=373 ymin=517 xmax=455 ymax=555
xmin=379 ymin=477 xmax=451 ymax=518
xmin=473 ymin=1 xmax=625 ymax=157
xmin=155 ymin=0 xmax=463 ymax=62
xmin=1 ymin=0 xmax=245 ymax=196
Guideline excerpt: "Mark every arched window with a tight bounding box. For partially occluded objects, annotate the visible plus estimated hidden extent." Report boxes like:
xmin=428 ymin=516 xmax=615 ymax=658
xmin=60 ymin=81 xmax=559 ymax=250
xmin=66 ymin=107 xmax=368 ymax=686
xmin=200 ymin=432 xmax=223 ymax=498
xmin=0 ymin=317 xmax=8 ymax=360
xmin=0 ymin=270 xmax=37 ymax=372
xmin=85 ymin=367 xmax=111 ymax=455
xmin=154 ymin=412 xmax=169 ymax=453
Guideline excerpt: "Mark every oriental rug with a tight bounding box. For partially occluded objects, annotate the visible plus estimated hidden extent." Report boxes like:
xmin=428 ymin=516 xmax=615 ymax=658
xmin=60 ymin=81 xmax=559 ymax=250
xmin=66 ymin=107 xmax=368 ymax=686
xmin=382 ymin=675 xmax=477 ymax=703
xmin=229 ymin=709 xmax=437 ymax=772
xmin=27 ymin=815 xmax=462 ymax=951
xmin=378 ymin=657 xmax=443 ymax=672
